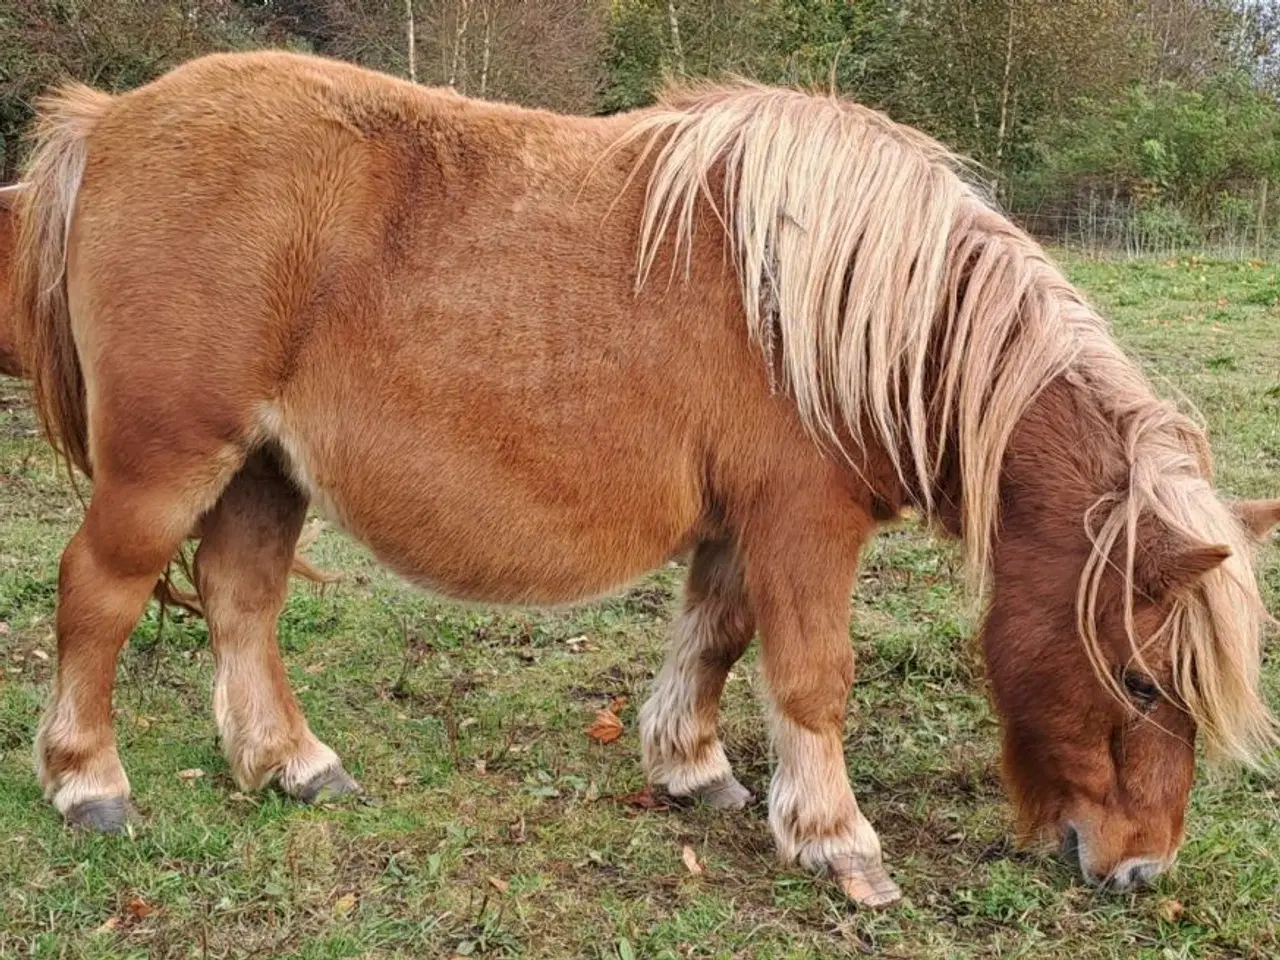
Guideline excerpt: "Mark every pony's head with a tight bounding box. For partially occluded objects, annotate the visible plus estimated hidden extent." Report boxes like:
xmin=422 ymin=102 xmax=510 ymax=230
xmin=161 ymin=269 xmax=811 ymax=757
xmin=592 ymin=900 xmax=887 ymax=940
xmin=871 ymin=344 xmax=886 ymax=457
xmin=984 ymin=481 xmax=1280 ymax=889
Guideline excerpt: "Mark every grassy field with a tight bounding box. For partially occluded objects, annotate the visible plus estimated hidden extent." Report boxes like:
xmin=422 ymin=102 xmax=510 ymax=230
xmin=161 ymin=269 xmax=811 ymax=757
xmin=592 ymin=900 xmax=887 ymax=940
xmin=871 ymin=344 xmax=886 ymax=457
xmin=1 ymin=256 xmax=1278 ymax=959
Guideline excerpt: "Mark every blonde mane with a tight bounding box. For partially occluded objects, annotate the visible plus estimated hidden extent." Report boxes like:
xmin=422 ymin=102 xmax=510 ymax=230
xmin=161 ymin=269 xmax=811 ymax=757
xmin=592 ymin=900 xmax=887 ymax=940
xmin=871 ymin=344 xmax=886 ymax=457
xmin=622 ymin=82 xmax=1277 ymax=765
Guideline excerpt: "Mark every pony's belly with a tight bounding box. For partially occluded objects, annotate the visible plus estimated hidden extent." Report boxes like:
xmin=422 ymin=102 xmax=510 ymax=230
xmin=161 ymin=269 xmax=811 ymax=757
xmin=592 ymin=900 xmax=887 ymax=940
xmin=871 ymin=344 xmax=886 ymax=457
xmin=333 ymin=475 xmax=696 ymax=606
xmin=262 ymin=402 xmax=702 ymax=607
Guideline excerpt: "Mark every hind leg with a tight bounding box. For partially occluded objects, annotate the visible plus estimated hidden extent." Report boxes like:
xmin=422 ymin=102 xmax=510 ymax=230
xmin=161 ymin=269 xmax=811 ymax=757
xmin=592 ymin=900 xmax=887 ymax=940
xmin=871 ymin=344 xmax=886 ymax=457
xmin=640 ymin=539 xmax=754 ymax=809
xmin=194 ymin=451 xmax=358 ymax=801
xmin=37 ymin=466 xmax=236 ymax=831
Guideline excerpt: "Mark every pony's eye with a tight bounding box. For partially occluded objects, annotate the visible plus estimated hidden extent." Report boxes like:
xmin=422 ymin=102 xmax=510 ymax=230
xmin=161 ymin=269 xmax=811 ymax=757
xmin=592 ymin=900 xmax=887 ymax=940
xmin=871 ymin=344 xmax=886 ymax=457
xmin=1122 ymin=671 xmax=1159 ymax=707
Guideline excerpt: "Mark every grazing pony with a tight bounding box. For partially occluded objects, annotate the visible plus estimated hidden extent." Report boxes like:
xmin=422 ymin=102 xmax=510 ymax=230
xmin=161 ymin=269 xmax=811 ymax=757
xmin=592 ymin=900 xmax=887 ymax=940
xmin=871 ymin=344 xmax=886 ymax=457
xmin=10 ymin=52 xmax=1279 ymax=907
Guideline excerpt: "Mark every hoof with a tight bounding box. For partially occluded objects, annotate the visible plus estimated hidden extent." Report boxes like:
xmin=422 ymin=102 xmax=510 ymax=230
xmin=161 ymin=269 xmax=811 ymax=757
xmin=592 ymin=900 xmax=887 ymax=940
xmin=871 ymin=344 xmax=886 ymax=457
xmin=293 ymin=764 xmax=361 ymax=804
xmin=832 ymin=855 xmax=902 ymax=909
xmin=686 ymin=775 xmax=753 ymax=811
xmin=64 ymin=796 xmax=133 ymax=835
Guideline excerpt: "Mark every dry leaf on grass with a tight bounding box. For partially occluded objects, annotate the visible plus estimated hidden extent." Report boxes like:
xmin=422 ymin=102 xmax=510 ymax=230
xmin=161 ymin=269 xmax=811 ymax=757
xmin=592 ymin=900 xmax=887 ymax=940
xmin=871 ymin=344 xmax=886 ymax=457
xmin=608 ymin=695 xmax=629 ymax=714
xmin=332 ymin=893 xmax=357 ymax=917
xmin=176 ymin=768 xmax=204 ymax=781
xmin=1157 ymin=899 xmax=1185 ymax=924
xmin=488 ymin=876 xmax=510 ymax=894
xmin=125 ymin=897 xmax=156 ymax=920
xmin=681 ymin=845 xmax=703 ymax=875
xmin=617 ymin=786 xmax=670 ymax=811
xmin=586 ymin=708 xmax=624 ymax=744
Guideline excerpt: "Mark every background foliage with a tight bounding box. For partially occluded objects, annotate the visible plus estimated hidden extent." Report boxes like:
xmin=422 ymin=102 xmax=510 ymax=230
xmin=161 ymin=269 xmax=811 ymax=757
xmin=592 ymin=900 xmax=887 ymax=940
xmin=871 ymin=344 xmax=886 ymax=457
xmin=2 ymin=1 xmax=1280 ymax=248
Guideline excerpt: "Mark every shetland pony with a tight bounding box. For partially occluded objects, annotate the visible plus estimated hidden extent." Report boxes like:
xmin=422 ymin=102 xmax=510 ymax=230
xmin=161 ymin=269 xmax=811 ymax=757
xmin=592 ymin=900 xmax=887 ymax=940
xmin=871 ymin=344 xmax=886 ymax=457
xmin=10 ymin=52 xmax=1280 ymax=907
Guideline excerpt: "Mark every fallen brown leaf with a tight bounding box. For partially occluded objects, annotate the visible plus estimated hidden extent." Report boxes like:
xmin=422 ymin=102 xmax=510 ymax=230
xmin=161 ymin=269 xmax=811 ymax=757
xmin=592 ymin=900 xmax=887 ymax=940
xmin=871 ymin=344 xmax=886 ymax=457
xmin=608 ymin=695 xmax=629 ymax=715
xmin=681 ymin=845 xmax=703 ymax=876
xmin=617 ymin=786 xmax=671 ymax=811
xmin=1158 ymin=899 xmax=1185 ymax=924
xmin=488 ymin=876 xmax=510 ymax=894
xmin=586 ymin=708 xmax=623 ymax=744
xmin=176 ymin=768 xmax=204 ymax=781
xmin=125 ymin=897 xmax=156 ymax=920
xmin=332 ymin=893 xmax=357 ymax=917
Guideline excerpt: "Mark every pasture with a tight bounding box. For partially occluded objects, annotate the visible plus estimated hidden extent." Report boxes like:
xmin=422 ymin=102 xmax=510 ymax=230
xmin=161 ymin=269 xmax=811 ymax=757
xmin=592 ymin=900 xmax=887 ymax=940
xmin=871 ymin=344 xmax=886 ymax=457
xmin=1 ymin=254 xmax=1278 ymax=958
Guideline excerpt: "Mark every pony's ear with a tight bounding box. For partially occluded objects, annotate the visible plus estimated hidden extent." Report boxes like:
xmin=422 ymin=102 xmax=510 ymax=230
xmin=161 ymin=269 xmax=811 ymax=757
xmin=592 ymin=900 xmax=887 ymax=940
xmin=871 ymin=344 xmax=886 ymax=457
xmin=1135 ymin=522 xmax=1231 ymax=602
xmin=1232 ymin=498 xmax=1280 ymax=541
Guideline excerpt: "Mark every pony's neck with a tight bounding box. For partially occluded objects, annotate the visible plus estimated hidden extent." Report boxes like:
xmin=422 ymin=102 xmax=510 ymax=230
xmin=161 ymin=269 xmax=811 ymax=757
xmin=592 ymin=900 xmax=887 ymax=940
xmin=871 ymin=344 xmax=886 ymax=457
xmin=934 ymin=375 xmax=1126 ymax=551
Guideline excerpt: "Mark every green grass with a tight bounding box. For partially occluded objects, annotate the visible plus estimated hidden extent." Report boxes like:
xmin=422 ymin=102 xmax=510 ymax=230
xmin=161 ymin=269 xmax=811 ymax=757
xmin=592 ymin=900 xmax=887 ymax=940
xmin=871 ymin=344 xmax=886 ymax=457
xmin=2 ymin=255 xmax=1278 ymax=959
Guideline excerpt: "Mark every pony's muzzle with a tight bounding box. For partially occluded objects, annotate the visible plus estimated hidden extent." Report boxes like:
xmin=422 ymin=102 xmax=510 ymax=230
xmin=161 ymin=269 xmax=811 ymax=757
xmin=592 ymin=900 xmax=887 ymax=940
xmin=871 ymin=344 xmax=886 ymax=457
xmin=1062 ymin=824 xmax=1169 ymax=890
xmin=1102 ymin=856 xmax=1166 ymax=891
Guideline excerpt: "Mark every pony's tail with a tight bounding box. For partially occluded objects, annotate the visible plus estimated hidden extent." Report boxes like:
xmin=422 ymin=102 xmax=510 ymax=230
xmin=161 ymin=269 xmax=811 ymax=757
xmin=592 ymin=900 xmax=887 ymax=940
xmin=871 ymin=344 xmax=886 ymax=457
xmin=11 ymin=83 xmax=114 ymax=480
xmin=0 ymin=186 xmax=24 ymax=377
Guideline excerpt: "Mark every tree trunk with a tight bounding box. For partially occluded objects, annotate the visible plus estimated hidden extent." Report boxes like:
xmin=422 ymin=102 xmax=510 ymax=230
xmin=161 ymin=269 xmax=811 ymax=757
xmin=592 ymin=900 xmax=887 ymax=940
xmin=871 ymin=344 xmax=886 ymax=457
xmin=480 ymin=2 xmax=492 ymax=97
xmin=405 ymin=0 xmax=417 ymax=82
xmin=994 ymin=2 xmax=1016 ymax=166
xmin=449 ymin=0 xmax=472 ymax=91
xmin=667 ymin=0 xmax=686 ymax=75
xmin=1257 ymin=178 xmax=1269 ymax=254
xmin=951 ymin=0 xmax=983 ymax=138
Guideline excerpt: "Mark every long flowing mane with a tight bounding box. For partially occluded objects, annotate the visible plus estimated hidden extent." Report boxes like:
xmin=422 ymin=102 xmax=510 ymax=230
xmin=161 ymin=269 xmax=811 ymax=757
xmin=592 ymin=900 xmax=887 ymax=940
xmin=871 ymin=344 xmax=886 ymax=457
xmin=620 ymin=82 xmax=1277 ymax=765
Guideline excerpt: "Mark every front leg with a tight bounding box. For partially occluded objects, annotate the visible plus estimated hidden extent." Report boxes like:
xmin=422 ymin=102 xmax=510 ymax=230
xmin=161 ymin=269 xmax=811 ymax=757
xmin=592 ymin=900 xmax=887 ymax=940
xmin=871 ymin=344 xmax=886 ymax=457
xmin=744 ymin=498 xmax=901 ymax=907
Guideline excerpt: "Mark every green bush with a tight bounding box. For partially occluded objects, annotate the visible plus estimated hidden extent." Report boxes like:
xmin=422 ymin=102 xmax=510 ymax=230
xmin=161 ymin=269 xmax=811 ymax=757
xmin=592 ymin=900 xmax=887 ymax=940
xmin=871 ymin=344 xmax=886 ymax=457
xmin=1129 ymin=204 xmax=1204 ymax=250
xmin=1020 ymin=72 xmax=1280 ymax=213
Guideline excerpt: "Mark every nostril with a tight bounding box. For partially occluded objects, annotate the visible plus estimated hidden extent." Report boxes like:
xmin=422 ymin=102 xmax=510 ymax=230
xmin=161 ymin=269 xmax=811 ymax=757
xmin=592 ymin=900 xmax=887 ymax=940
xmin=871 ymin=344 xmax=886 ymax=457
xmin=1061 ymin=825 xmax=1101 ymax=884
xmin=1120 ymin=863 xmax=1141 ymax=890
xmin=1133 ymin=859 xmax=1164 ymax=886
xmin=1061 ymin=825 xmax=1081 ymax=864
xmin=1106 ymin=857 xmax=1164 ymax=891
